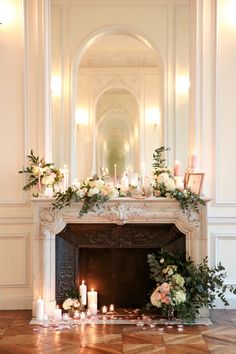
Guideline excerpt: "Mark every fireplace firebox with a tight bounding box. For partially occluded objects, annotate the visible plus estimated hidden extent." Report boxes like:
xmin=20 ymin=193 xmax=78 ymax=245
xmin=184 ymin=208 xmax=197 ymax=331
xmin=56 ymin=223 xmax=185 ymax=308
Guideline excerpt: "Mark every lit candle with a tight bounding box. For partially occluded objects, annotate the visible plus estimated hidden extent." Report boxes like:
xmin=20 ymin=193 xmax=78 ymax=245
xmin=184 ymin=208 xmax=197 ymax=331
xmin=63 ymin=164 xmax=69 ymax=191
xmin=36 ymin=296 xmax=44 ymax=321
xmin=87 ymin=309 xmax=91 ymax=317
xmin=102 ymin=305 xmax=108 ymax=314
xmin=109 ymin=304 xmax=115 ymax=312
xmin=174 ymin=160 xmax=181 ymax=176
xmin=114 ymin=163 xmax=117 ymax=185
xmin=44 ymin=186 xmax=53 ymax=197
xmin=74 ymin=310 xmax=80 ymax=318
xmin=80 ymin=311 xmax=86 ymax=320
xmin=141 ymin=162 xmax=145 ymax=185
xmin=87 ymin=288 xmax=98 ymax=310
xmin=54 ymin=305 xmax=62 ymax=320
xmin=38 ymin=164 xmax=41 ymax=192
xmin=79 ymin=280 xmax=87 ymax=306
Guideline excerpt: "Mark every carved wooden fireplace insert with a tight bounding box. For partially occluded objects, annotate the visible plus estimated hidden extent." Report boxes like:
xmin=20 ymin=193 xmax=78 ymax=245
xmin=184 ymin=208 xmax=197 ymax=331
xmin=31 ymin=197 xmax=208 ymax=316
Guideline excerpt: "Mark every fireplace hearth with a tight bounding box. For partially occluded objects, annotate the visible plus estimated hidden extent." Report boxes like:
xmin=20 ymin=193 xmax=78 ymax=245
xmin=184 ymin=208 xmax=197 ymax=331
xmin=56 ymin=223 xmax=185 ymax=308
xmin=31 ymin=197 xmax=208 ymax=316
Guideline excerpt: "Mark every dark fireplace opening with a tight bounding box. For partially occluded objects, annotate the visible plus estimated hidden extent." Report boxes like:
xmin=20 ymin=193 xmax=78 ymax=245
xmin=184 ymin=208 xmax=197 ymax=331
xmin=56 ymin=223 xmax=185 ymax=309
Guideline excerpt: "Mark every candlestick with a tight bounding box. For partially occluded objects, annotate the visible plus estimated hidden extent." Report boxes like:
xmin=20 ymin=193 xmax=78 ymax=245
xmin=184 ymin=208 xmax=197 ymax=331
xmin=54 ymin=305 xmax=62 ymax=320
xmin=36 ymin=296 xmax=44 ymax=321
xmin=114 ymin=163 xmax=117 ymax=185
xmin=174 ymin=160 xmax=181 ymax=176
xmin=88 ymin=288 xmax=98 ymax=310
xmin=79 ymin=280 xmax=87 ymax=306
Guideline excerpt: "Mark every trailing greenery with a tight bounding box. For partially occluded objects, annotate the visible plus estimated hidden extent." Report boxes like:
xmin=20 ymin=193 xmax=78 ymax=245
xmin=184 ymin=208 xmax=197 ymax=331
xmin=148 ymin=248 xmax=236 ymax=323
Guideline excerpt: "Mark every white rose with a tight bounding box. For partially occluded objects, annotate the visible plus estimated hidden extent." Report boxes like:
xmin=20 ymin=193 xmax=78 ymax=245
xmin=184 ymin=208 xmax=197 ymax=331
xmin=41 ymin=175 xmax=55 ymax=186
xmin=174 ymin=290 xmax=186 ymax=304
xmin=95 ymin=179 xmax=105 ymax=188
xmin=160 ymin=258 xmax=165 ymax=264
xmin=62 ymin=298 xmax=74 ymax=310
xmin=87 ymin=187 xmax=100 ymax=197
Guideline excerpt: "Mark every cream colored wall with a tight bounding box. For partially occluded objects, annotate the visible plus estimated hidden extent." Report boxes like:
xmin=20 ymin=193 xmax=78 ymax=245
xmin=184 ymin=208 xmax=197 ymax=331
xmin=0 ymin=0 xmax=236 ymax=310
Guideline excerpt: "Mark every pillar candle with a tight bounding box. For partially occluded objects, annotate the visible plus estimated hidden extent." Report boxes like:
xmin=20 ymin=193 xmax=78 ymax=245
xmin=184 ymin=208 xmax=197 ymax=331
xmin=87 ymin=288 xmax=97 ymax=309
xmin=114 ymin=164 xmax=117 ymax=185
xmin=90 ymin=303 xmax=97 ymax=316
xmin=54 ymin=305 xmax=62 ymax=320
xmin=36 ymin=296 xmax=44 ymax=321
xmin=174 ymin=160 xmax=181 ymax=176
xmin=79 ymin=280 xmax=87 ymax=306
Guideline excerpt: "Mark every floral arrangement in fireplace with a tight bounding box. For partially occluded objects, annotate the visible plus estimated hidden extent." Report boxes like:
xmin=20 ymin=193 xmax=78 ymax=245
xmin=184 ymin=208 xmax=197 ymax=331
xmin=18 ymin=150 xmax=64 ymax=196
xmin=62 ymin=289 xmax=84 ymax=313
xmin=147 ymin=248 xmax=236 ymax=323
xmin=53 ymin=176 xmax=119 ymax=217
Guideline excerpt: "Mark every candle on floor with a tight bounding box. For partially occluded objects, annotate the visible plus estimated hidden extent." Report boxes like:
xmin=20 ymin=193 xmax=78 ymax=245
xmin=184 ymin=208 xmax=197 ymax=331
xmin=87 ymin=288 xmax=98 ymax=309
xmin=80 ymin=311 xmax=86 ymax=320
xmin=102 ymin=306 xmax=108 ymax=314
xmin=90 ymin=303 xmax=97 ymax=316
xmin=36 ymin=296 xmax=44 ymax=321
xmin=54 ymin=305 xmax=62 ymax=320
xmin=109 ymin=304 xmax=115 ymax=312
xmin=74 ymin=310 xmax=80 ymax=319
xmin=174 ymin=160 xmax=181 ymax=176
xmin=79 ymin=280 xmax=87 ymax=306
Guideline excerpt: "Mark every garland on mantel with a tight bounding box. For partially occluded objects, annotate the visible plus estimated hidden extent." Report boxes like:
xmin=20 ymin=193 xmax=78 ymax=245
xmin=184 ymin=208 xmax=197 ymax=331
xmin=19 ymin=147 xmax=205 ymax=217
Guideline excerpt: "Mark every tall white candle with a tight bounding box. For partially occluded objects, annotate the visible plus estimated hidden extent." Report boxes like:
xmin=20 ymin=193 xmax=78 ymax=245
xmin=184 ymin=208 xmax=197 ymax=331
xmin=87 ymin=288 xmax=98 ymax=310
xmin=79 ymin=280 xmax=87 ymax=306
xmin=114 ymin=164 xmax=117 ymax=185
xmin=36 ymin=296 xmax=44 ymax=321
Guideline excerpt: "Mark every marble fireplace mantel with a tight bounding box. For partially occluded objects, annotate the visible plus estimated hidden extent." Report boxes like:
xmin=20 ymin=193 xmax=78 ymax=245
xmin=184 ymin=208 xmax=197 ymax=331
xmin=31 ymin=197 xmax=209 ymax=316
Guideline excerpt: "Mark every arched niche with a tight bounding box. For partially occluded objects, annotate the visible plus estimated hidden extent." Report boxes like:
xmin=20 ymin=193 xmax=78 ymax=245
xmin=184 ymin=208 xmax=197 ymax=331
xmin=72 ymin=29 xmax=164 ymax=181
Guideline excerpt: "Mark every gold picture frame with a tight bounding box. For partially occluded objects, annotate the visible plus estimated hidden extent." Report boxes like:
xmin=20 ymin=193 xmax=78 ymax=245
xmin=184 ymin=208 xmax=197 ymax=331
xmin=185 ymin=172 xmax=205 ymax=195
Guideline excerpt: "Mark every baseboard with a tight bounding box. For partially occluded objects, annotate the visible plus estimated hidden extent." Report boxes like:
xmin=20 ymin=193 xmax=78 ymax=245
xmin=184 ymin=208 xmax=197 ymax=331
xmin=0 ymin=296 xmax=32 ymax=310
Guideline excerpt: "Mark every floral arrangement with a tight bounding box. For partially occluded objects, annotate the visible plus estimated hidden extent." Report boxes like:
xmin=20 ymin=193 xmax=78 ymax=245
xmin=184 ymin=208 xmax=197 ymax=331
xmin=62 ymin=289 xmax=84 ymax=313
xmin=152 ymin=146 xmax=205 ymax=212
xmin=53 ymin=176 xmax=119 ymax=217
xmin=148 ymin=248 xmax=236 ymax=323
xmin=19 ymin=150 xmax=64 ymax=196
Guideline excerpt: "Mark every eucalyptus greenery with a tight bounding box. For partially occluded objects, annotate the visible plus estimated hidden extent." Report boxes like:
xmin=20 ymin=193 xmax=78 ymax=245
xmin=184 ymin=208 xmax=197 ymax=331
xmin=147 ymin=248 xmax=236 ymax=323
xmin=152 ymin=146 xmax=205 ymax=213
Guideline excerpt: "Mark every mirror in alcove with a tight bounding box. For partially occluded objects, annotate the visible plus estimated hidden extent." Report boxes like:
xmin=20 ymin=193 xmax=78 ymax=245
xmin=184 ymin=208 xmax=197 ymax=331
xmin=95 ymin=88 xmax=139 ymax=180
xmin=75 ymin=34 xmax=163 ymax=182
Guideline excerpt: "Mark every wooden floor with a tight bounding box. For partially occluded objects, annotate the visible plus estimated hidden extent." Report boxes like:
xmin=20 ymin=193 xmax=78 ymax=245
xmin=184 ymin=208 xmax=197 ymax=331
xmin=0 ymin=310 xmax=236 ymax=353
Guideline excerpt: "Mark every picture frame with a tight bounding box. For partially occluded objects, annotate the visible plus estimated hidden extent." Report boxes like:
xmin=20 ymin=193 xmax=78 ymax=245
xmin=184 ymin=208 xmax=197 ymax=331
xmin=185 ymin=172 xmax=205 ymax=195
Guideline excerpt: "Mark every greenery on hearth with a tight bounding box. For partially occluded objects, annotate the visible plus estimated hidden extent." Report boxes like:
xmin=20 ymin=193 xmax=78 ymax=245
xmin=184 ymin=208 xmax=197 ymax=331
xmin=152 ymin=146 xmax=205 ymax=212
xmin=147 ymin=248 xmax=236 ymax=323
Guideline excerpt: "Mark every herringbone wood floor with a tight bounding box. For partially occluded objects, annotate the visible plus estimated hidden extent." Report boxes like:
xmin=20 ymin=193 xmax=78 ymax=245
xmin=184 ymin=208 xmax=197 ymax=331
xmin=0 ymin=310 xmax=236 ymax=353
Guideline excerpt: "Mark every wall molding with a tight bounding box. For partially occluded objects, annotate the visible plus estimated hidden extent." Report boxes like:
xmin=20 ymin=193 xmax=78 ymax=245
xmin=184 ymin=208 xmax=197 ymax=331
xmin=0 ymin=233 xmax=30 ymax=288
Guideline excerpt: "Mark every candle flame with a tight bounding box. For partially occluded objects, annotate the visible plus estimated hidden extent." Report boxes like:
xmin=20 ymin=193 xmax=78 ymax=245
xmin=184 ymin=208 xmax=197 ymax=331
xmin=82 ymin=280 xmax=85 ymax=284
xmin=56 ymin=305 xmax=59 ymax=309
xmin=91 ymin=288 xmax=94 ymax=292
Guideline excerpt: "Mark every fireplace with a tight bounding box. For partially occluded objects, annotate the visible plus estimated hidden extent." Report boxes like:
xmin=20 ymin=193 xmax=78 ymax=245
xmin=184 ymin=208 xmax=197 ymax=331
xmin=56 ymin=223 xmax=185 ymax=308
xmin=31 ymin=197 xmax=208 ymax=316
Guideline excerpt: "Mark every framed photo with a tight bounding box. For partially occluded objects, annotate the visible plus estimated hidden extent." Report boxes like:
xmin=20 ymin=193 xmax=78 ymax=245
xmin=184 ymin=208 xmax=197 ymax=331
xmin=185 ymin=172 xmax=204 ymax=195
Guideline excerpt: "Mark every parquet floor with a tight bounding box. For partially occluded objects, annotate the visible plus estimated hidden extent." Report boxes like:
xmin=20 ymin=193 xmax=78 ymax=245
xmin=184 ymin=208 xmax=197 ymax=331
xmin=0 ymin=310 xmax=236 ymax=353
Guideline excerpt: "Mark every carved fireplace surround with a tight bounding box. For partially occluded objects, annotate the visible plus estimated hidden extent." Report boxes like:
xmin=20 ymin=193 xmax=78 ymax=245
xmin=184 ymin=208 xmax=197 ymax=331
xmin=31 ymin=197 xmax=208 ymax=316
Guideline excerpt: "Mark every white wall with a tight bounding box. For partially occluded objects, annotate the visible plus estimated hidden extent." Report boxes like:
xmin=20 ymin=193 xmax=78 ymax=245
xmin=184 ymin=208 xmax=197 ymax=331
xmin=0 ymin=0 xmax=236 ymax=309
